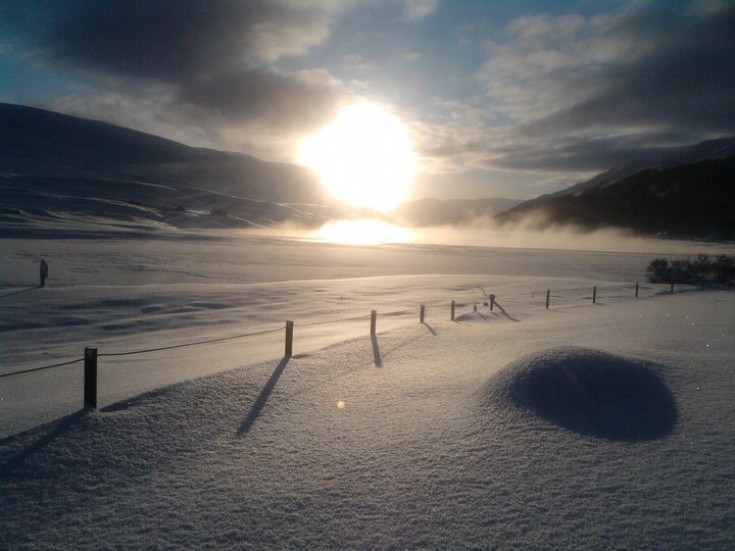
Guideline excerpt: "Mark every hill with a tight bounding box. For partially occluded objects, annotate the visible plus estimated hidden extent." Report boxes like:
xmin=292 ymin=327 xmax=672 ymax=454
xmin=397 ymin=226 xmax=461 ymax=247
xmin=551 ymin=137 xmax=735 ymax=198
xmin=0 ymin=103 xmax=343 ymax=234
xmin=497 ymin=140 xmax=735 ymax=239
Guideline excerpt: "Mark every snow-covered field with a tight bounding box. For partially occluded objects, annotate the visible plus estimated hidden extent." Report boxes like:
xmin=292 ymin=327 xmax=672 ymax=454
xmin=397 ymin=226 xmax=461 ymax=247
xmin=1 ymin=230 xmax=734 ymax=549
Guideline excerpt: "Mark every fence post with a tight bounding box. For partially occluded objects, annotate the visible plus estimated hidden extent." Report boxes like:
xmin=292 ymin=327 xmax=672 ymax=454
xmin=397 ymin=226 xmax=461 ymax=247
xmin=84 ymin=347 xmax=98 ymax=410
xmin=285 ymin=320 xmax=294 ymax=357
xmin=450 ymin=300 xmax=455 ymax=321
xmin=420 ymin=304 xmax=425 ymax=323
xmin=370 ymin=310 xmax=377 ymax=335
xmin=592 ymin=286 xmax=597 ymax=304
xmin=635 ymin=282 xmax=639 ymax=298
xmin=670 ymin=281 xmax=674 ymax=293
xmin=489 ymin=294 xmax=495 ymax=311
xmin=545 ymin=290 xmax=550 ymax=310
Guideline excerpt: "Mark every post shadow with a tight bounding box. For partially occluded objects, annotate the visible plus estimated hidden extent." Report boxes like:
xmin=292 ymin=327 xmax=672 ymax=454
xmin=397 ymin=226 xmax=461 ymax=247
xmin=494 ymin=301 xmax=519 ymax=322
xmin=371 ymin=334 xmax=383 ymax=367
xmin=0 ymin=409 xmax=88 ymax=480
xmin=422 ymin=321 xmax=437 ymax=335
xmin=238 ymin=356 xmax=290 ymax=436
xmin=0 ymin=286 xmax=39 ymax=299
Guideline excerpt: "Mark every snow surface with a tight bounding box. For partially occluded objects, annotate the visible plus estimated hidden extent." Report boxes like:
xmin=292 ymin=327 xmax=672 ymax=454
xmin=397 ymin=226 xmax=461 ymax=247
xmin=1 ymin=231 xmax=734 ymax=549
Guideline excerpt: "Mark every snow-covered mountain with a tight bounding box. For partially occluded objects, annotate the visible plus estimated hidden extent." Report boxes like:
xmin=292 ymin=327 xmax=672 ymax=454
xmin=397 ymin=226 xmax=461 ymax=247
xmin=497 ymin=138 xmax=735 ymax=239
xmin=551 ymin=137 xmax=735 ymax=198
xmin=0 ymin=103 xmax=346 ymax=234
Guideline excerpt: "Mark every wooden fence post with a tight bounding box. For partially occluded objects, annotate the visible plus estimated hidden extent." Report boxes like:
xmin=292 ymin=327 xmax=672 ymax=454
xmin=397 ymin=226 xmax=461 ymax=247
xmin=84 ymin=347 xmax=98 ymax=410
xmin=635 ymin=282 xmax=639 ymax=298
xmin=285 ymin=320 xmax=294 ymax=357
xmin=370 ymin=310 xmax=377 ymax=335
xmin=419 ymin=304 xmax=425 ymax=323
xmin=489 ymin=294 xmax=495 ymax=311
xmin=545 ymin=290 xmax=550 ymax=310
xmin=450 ymin=300 xmax=455 ymax=321
xmin=592 ymin=286 xmax=597 ymax=304
xmin=670 ymin=281 xmax=674 ymax=293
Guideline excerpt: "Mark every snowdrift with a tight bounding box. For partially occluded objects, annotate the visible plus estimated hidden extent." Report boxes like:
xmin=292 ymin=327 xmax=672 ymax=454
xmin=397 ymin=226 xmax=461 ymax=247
xmin=481 ymin=347 xmax=678 ymax=441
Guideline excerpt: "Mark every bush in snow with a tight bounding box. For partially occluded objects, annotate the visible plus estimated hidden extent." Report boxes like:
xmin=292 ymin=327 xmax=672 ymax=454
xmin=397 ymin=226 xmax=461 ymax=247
xmin=646 ymin=254 xmax=735 ymax=286
xmin=646 ymin=258 xmax=670 ymax=283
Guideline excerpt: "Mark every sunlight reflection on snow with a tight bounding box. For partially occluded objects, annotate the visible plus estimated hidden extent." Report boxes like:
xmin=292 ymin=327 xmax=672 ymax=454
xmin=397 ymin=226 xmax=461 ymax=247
xmin=311 ymin=219 xmax=414 ymax=245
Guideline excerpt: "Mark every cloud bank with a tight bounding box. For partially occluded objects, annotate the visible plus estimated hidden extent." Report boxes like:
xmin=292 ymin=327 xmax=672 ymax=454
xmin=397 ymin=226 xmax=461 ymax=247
xmin=0 ymin=0 xmax=350 ymax=158
xmin=417 ymin=2 xmax=735 ymax=183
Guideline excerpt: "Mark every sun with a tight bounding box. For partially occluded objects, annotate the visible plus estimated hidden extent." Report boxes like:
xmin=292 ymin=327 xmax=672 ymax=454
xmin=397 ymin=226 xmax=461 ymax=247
xmin=298 ymin=102 xmax=416 ymax=213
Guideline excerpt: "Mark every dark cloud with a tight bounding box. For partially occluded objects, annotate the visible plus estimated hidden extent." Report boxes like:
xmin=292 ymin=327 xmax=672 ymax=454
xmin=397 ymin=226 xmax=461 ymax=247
xmin=0 ymin=0 xmax=345 ymax=144
xmin=2 ymin=0 xmax=336 ymax=80
xmin=51 ymin=1 xmax=260 ymax=81
xmin=491 ymin=134 xmax=687 ymax=173
xmin=531 ymin=5 xmax=735 ymax=136
xmin=474 ymin=3 xmax=735 ymax=175
xmin=179 ymin=69 xmax=339 ymax=129
xmin=416 ymin=141 xmax=483 ymax=159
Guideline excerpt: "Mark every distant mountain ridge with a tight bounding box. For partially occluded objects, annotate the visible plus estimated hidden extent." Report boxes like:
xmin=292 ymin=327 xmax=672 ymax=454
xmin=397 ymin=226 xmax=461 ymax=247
xmin=391 ymin=138 xmax=735 ymax=234
xmin=497 ymin=141 xmax=735 ymax=239
xmin=551 ymin=137 xmax=735 ymax=198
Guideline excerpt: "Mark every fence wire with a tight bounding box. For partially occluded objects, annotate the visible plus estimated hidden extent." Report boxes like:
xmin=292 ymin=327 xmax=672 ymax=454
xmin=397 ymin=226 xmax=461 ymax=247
xmin=99 ymin=327 xmax=284 ymax=358
xmin=1 ymin=281 xmax=721 ymax=380
xmin=0 ymin=357 xmax=84 ymax=379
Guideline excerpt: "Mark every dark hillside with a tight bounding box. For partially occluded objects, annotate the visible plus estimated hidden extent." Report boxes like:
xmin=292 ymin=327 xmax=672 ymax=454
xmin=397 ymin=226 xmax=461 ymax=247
xmin=497 ymin=157 xmax=735 ymax=239
xmin=0 ymin=103 xmax=327 ymax=204
xmin=0 ymin=103 xmax=343 ymax=233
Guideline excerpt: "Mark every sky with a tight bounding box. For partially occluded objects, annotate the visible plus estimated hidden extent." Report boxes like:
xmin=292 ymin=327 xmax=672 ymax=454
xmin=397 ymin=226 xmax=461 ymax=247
xmin=1 ymin=0 xmax=734 ymax=200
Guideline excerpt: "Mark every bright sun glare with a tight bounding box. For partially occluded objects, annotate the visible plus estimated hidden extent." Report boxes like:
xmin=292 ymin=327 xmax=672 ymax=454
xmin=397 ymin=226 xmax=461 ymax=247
xmin=313 ymin=219 xmax=413 ymax=245
xmin=298 ymin=103 xmax=416 ymax=213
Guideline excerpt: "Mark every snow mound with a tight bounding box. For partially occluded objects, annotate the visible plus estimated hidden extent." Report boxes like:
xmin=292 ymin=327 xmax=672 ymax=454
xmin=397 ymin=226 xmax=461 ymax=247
xmin=482 ymin=347 xmax=678 ymax=441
